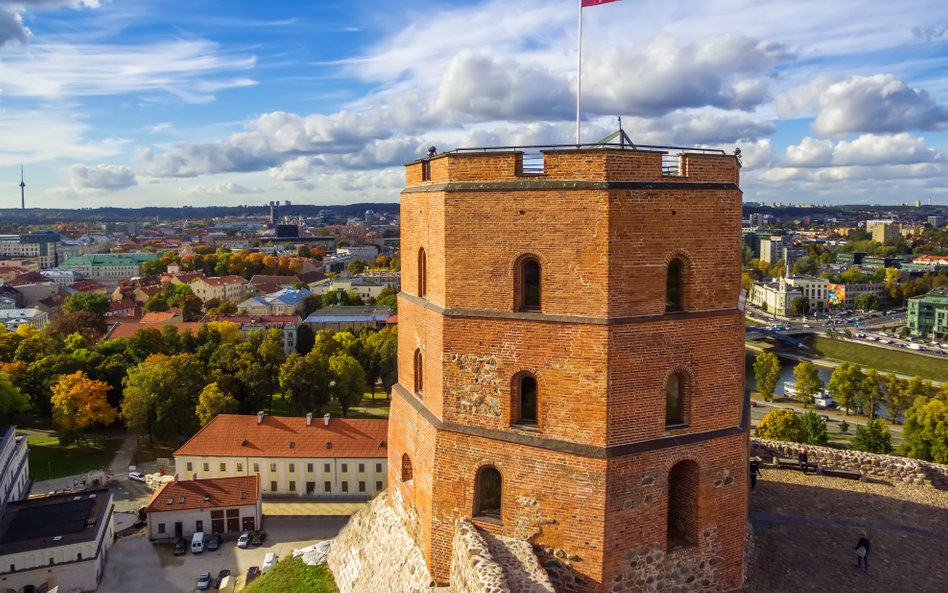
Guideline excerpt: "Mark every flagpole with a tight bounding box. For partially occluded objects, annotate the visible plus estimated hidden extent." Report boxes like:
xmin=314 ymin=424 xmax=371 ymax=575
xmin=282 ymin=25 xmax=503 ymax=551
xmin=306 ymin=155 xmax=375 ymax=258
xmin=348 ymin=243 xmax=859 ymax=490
xmin=576 ymin=0 xmax=583 ymax=145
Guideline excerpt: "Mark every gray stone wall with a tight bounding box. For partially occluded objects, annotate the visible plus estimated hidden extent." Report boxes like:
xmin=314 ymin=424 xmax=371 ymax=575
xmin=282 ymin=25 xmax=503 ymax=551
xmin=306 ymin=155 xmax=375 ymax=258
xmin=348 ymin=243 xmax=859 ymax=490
xmin=450 ymin=520 xmax=556 ymax=593
xmin=751 ymin=438 xmax=948 ymax=489
xmin=327 ymin=494 xmax=435 ymax=593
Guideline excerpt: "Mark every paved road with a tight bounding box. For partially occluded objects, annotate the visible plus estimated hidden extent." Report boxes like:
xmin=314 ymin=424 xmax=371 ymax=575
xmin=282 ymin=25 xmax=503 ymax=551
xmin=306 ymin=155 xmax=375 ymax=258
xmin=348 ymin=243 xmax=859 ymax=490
xmin=749 ymin=396 xmax=905 ymax=445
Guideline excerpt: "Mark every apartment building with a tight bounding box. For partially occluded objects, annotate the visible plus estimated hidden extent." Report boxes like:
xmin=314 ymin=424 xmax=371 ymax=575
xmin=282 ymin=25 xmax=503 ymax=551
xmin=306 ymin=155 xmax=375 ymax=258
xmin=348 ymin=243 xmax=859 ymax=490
xmin=190 ymin=276 xmax=249 ymax=303
xmin=0 ymin=427 xmax=29 ymax=518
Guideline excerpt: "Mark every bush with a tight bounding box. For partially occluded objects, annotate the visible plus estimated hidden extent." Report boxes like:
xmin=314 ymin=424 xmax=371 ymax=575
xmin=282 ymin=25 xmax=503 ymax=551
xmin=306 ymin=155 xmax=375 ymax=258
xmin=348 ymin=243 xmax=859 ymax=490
xmin=839 ymin=420 xmax=850 ymax=434
xmin=800 ymin=411 xmax=829 ymax=445
xmin=851 ymin=419 xmax=893 ymax=454
xmin=755 ymin=409 xmax=806 ymax=443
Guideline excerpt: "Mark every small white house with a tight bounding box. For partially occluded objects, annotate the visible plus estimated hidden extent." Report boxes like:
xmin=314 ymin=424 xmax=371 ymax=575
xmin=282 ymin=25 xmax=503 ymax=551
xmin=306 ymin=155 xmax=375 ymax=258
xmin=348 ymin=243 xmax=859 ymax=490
xmin=145 ymin=475 xmax=261 ymax=540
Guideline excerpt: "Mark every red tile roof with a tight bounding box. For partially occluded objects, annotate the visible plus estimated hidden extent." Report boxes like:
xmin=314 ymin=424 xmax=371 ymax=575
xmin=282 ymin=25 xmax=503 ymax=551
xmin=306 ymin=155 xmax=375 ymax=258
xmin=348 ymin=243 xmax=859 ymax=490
xmin=108 ymin=321 xmax=203 ymax=339
xmin=145 ymin=475 xmax=259 ymax=513
xmin=71 ymin=280 xmax=106 ymax=292
xmin=140 ymin=311 xmax=180 ymax=323
xmin=175 ymin=414 xmax=388 ymax=459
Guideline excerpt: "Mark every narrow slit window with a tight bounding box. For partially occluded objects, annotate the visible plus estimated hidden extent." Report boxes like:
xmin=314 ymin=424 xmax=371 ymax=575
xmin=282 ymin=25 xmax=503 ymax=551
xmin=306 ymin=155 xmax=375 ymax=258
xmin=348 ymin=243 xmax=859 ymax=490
xmin=666 ymin=259 xmax=684 ymax=312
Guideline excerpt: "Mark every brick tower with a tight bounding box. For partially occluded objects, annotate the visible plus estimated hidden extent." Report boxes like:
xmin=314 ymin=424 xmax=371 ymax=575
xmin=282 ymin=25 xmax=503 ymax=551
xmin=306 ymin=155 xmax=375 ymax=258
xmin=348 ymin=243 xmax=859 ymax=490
xmin=389 ymin=142 xmax=748 ymax=593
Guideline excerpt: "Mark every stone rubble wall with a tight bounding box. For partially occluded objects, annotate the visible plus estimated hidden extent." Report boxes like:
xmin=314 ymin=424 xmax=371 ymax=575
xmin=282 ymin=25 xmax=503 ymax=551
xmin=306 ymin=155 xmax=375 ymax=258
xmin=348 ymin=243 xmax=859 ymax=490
xmin=751 ymin=438 xmax=948 ymax=489
xmin=450 ymin=520 xmax=511 ymax=593
xmin=327 ymin=493 xmax=436 ymax=593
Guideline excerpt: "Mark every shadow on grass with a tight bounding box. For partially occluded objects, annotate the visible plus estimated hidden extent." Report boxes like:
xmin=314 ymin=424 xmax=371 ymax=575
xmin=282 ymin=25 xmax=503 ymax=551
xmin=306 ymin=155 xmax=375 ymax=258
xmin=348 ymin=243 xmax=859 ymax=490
xmin=746 ymin=477 xmax=947 ymax=592
xmin=28 ymin=437 xmax=122 ymax=480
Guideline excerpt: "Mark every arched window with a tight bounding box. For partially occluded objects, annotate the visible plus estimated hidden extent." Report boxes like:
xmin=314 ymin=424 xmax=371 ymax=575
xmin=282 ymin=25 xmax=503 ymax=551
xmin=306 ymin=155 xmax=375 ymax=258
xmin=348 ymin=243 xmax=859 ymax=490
xmin=666 ymin=258 xmax=684 ymax=312
xmin=401 ymin=454 xmax=413 ymax=482
xmin=665 ymin=373 xmax=685 ymax=427
xmin=418 ymin=248 xmax=427 ymax=297
xmin=413 ymin=349 xmax=424 ymax=395
xmin=474 ymin=466 xmax=502 ymax=520
xmin=518 ymin=257 xmax=541 ymax=310
xmin=513 ymin=374 xmax=538 ymax=425
xmin=667 ymin=460 xmax=699 ymax=549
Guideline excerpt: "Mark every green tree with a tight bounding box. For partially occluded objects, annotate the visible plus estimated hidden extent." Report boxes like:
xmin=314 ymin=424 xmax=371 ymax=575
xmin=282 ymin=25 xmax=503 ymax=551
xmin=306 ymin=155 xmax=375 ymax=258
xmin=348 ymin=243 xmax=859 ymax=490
xmin=329 ymin=353 xmax=366 ymax=418
xmin=900 ymin=393 xmax=948 ymax=462
xmin=853 ymin=292 xmax=881 ymax=311
xmin=800 ymin=411 xmax=829 ymax=445
xmin=858 ymin=369 xmax=883 ymax=419
xmin=884 ymin=373 xmax=910 ymax=424
xmin=755 ymin=409 xmax=805 ymax=442
xmin=121 ymin=353 xmax=205 ymax=442
xmin=63 ymin=292 xmax=111 ymax=317
xmin=375 ymin=287 xmax=398 ymax=312
xmin=851 ymin=418 xmax=893 ymax=454
xmin=195 ymin=382 xmax=238 ymax=426
xmin=0 ymin=372 xmax=28 ymax=420
xmin=793 ymin=361 xmax=823 ymax=409
xmin=828 ymin=362 xmax=863 ymax=416
xmin=789 ymin=296 xmax=808 ymax=317
xmin=365 ymin=326 xmax=397 ymax=396
xmin=278 ymin=351 xmax=331 ymax=414
xmin=752 ymin=351 xmax=781 ymax=402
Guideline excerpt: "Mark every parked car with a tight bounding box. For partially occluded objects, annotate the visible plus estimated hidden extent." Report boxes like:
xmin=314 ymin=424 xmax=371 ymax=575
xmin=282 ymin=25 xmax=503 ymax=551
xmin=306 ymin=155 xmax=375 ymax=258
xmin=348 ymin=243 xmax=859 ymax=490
xmin=237 ymin=532 xmax=251 ymax=549
xmin=206 ymin=534 xmax=222 ymax=551
xmin=214 ymin=569 xmax=230 ymax=589
xmin=173 ymin=537 xmax=187 ymax=556
xmin=819 ymin=414 xmax=831 ymax=422
xmin=128 ymin=471 xmax=146 ymax=482
xmin=246 ymin=566 xmax=260 ymax=584
xmin=262 ymin=553 xmax=278 ymax=573
xmin=196 ymin=571 xmax=212 ymax=591
xmin=251 ymin=530 xmax=267 ymax=546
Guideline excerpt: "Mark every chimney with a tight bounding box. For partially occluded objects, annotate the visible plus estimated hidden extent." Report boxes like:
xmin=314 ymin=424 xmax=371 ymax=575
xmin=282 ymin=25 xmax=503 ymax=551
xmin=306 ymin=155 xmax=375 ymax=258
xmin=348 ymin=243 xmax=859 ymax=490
xmin=257 ymin=411 xmax=264 ymax=425
xmin=306 ymin=413 xmax=313 ymax=426
xmin=323 ymin=413 xmax=330 ymax=426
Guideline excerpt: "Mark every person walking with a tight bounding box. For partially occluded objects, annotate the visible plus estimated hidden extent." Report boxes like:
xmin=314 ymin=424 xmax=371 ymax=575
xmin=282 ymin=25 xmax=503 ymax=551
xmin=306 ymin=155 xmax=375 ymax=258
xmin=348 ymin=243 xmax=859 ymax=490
xmin=855 ymin=531 xmax=871 ymax=573
xmin=798 ymin=448 xmax=809 ymax=474
xmin=749 ymin=457 xmax=762 ymax=490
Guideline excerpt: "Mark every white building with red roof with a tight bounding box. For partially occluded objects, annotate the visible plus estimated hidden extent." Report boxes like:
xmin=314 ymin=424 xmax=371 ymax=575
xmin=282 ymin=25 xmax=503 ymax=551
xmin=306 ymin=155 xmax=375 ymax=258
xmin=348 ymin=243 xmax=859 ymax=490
xmin=145 ymin=475 xmax=261 ymax=541
xmin=174 ymin=413 xmax=389 ymax=498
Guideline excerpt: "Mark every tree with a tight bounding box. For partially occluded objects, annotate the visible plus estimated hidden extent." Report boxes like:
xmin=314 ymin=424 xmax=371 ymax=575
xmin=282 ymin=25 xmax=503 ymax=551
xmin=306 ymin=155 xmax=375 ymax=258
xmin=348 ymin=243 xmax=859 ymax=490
xmin=329 ymin=353 xmax=366 ymax=418
xmin=851 ymin=418 xmax=893 ymax=454
xmin=278 ymin=351 xmax=332 ymax=414
xmin=900 ymin=393 xmax=948 ymax=462
xmin=63 ymin=292 xmax=111 ymax=317
xmin=375 ymin=287 xmax=398 ymax=312
xmin=50 ymin=371 xmax=117 ymax=445
xmin=753 ymin=351 xmax=781 ymax=402
xmin=853 ymin=292 xmax=881 ymax=311
xmin=0 ymin=372 xmax=28 ymax=420
xmin=793 ymin=362 xmax=823 ymax=409
xmin=195 ymin=382 xmax=238 ymax=426
xmin=755 ymin=409 xmax=805 ymax=443
xmin=46 ymin=311 xmax=107 ymax=343
xmin=884 ymin=373 xmax=910 ymax=424
xmin=828 ymin=362 xmax=863 ymax=415
xmin=121 ymin=353 xmax=205 ymax=442
xmin=789 ymin=296 xmax=808 ymax=317
xmin=800 ymin=411 xmax=829 ymax=445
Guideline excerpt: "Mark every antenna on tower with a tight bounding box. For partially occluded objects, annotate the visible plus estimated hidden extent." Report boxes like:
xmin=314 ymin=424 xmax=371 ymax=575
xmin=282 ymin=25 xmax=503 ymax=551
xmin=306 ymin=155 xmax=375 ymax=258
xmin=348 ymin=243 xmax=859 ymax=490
xmin=19 ymin=165 xmax=26 ymax=210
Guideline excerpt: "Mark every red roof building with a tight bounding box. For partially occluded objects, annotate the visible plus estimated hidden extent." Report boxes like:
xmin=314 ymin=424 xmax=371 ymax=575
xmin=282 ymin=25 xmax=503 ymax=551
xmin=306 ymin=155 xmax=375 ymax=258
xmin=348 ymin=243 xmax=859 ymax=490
xmin=145 ymin=475 xmax=261 ymax=539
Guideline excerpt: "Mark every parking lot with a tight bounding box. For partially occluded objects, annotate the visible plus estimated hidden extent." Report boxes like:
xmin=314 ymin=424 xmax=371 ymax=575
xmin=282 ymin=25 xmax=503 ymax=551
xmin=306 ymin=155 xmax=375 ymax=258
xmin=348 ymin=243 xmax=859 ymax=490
xmin=98 ymin=516 xmax=349 ymax=593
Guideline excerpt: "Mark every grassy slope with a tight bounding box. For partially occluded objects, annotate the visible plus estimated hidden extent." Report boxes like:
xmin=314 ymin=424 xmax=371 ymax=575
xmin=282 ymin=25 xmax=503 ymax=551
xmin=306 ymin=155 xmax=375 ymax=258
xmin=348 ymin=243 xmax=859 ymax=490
xmin=810 ymin=337 xmax=948 ymax=382
xmin=243 ymin=556 xmax=338 ymax=593
xmin=28 ymin=436 xmax=122 ymax=480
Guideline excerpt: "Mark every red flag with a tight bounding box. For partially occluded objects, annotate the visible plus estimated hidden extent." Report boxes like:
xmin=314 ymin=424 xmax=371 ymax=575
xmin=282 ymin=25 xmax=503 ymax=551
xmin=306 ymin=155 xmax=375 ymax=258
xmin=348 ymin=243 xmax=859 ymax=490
xmin=581 ymin=0 xmax=622 ymax=7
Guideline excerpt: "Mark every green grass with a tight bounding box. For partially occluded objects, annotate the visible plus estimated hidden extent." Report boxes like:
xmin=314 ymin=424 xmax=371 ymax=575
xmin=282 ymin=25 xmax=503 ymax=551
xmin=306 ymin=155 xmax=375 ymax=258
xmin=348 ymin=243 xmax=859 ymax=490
xmin=28 ymin=436 xmax=122 ymax=481
xmin=810 ymin=336 xmax=948 ymax=382
xmin=243 ymin=556 xmax=338 ymax=593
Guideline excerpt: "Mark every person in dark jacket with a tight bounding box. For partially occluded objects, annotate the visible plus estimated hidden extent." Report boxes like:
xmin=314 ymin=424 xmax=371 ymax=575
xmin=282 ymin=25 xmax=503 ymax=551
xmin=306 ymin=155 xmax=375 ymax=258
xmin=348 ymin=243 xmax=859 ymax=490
xmin=855 ymin=531 xmax=871 ymax=572
xmin=798 ymin=448 xmax=809 ymax=474
xmin=749 ymin=458 xmax=763 ymax=490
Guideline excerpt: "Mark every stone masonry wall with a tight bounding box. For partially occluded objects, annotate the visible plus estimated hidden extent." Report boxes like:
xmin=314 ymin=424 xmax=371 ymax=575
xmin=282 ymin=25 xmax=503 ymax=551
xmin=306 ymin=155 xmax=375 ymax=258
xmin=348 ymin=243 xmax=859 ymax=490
xmin=327 ymin=494 xmax=435 ymax=593
xmin=450 ymin=520 xmax=510 ymax=593
xmin=751 ymin=438 xmax=948 ymax=489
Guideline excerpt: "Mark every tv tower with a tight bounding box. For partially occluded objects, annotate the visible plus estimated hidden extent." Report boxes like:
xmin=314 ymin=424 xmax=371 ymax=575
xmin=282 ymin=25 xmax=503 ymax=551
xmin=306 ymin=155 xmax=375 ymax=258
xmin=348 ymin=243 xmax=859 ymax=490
xmin=19 ymin=166 xmax=25 ymax=210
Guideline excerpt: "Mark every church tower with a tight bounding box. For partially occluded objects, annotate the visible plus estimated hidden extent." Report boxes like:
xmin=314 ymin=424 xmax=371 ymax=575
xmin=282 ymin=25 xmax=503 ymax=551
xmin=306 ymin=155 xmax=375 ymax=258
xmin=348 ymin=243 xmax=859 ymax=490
xmin=389 ymin=141 xmax=748 ymax=593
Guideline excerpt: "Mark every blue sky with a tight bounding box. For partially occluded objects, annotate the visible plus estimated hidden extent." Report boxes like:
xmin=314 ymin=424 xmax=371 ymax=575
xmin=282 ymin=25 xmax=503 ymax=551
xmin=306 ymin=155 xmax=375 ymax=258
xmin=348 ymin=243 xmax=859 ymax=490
xmin=2 ymin=0 xmax=948 ymax=208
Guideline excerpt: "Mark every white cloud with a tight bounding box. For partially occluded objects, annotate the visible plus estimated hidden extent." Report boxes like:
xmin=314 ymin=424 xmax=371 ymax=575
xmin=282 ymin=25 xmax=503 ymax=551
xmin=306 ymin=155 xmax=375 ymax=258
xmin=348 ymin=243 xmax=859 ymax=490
xmin=782 ymin=133 xmax=941 ymax=168
xmin=69 ymin=163 xmax=136 ymax=191
xmin=0 ymin=1 xmax=100 ymax=47
xmin=183 ymin=182 xmax=262 ymax=198
xmin=778 ymin=74 xmax=948 ymax=136
xmin=784 ymin=137 xmax=835 ymax=167
xmin=0 ymin=109 xmax=127 ymax=166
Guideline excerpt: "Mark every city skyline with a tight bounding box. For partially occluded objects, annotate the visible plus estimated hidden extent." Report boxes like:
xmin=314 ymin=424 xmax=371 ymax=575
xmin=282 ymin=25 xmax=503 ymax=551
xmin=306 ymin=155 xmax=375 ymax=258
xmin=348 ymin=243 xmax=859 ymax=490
xmin=1 ymin=0 xmax=948 ymax=208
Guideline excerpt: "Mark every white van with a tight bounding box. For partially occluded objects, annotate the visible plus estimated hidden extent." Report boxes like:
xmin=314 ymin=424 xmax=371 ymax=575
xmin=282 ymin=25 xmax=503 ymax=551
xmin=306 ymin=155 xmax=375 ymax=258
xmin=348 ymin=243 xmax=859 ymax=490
xmin=262 ymin=552 xmax=278 ymax=573
xmin=191 ymin=531 xmax=205 ymax=554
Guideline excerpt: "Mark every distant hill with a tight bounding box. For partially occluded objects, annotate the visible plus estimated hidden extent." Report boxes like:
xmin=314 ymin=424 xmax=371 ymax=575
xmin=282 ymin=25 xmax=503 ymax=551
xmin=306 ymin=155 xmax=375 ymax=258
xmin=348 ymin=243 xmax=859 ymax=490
xmin=0 ymin=203 xmax=399 ymax=225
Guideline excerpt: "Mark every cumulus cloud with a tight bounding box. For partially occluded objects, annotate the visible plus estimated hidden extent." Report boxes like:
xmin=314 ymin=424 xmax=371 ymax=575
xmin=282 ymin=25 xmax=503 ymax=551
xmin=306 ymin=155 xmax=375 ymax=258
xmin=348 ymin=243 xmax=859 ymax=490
xmin=0 ymin=1 xmax=100 ymax=47
xmin=183 ymin=182 xmax=261 ymax=197
xmin=782 ymin=133 xmax=941 ymax=168
xmin=69 ymin=164 xmax=137 ymax=191
xmin=784 ymin=137 xmax=835 ymax=167
xmin=778 ymin=74 xmax=948 ymax=136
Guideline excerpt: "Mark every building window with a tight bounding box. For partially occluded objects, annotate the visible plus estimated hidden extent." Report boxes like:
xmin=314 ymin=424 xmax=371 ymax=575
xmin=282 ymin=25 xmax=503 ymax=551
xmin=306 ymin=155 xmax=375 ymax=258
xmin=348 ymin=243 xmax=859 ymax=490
xmin=158 ymin=523 xmax=166 ymax=534
xmin=341 ymin=463 xmax=348 ymax=473
xmin=196 ymin=520 xmax=203 ymax=532
xmin=666 ymin=258 xmax=684 ymax=312
xmin=270 ymin=481 xmax=277 ymax=492
xmin=220 ymin=463 xmax=226 ymax=472
xmin=513 ymin=373 xmax=538 ymax=425
xmin=517 ymin=257 xmax=541 ymax=310
xmin=324 ymin=463 xmax=331 ymax=473
xmin=237 ymin=463 xmax=243 ymax=472
xmin=358 ymin=463 xmax=365 ymax=473
xmin=474 ymin=466 xmax=502 ymax=521
xmin=376 ymin=463 xmax=382 ymax=473
xmin=413 ymin=348 xmax=424 ymax=395
xmin=666 ymin=373 xmax=685 ymax=427
xmin=342 ymin=481 xmax=349 ymax=493
xmin=418 ymin=247 xmax=427 ymax=297
xmin=289 ymin=463 xmax=296 ymax=473
xmin=307 ymin=463 xmax=314 ymax=473
xmin=289 ymin=481 xmax=296 ymax=492
xmin=376 ymin=481 xmax=383 ymax=491
xmin=324 ymin=481 xmax=332 ymax=492
xmin=401 ymin=454 xmax=413 ymax=482
xmin=667 ymin=460 xmax=700 ymax=549
xmin=421 ymin=158 xmax=431 ymax=182
xmin=186 ymin=462 xmax=193 ymax=472
xmin=203 ymin=463 xmax=209 ymax=472
xmin=253 ymin=463 xmax=260 ymax=473
xmin=270 ymin=463 xmax=277 ymax=472
xmin=359 ymin=481 xmax=366 ymax=493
